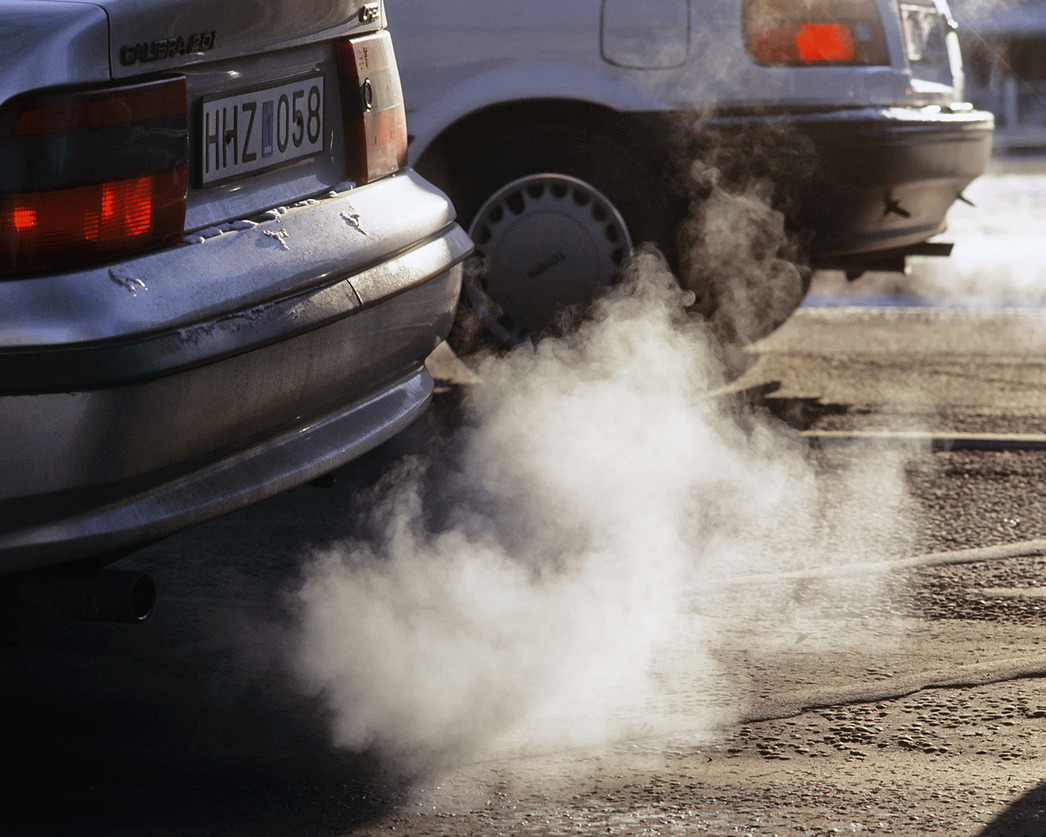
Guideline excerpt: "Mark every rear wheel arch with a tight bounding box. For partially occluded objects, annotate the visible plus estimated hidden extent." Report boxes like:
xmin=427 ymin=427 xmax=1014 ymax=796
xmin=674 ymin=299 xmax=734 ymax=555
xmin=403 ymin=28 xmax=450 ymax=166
xmin=414 ymin=99 xmax=676 ymax=225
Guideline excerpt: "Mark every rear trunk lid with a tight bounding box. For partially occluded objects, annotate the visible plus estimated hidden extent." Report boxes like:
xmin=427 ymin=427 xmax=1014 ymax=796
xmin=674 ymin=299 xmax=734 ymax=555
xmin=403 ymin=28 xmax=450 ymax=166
xmin=53 ymin=0 xmax=385 ymax=79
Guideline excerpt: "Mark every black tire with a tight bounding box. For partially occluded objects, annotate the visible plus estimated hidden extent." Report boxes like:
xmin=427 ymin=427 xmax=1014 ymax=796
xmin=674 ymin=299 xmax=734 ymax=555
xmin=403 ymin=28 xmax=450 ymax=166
xmin=426 ymin=121 xmax=678 ymax=352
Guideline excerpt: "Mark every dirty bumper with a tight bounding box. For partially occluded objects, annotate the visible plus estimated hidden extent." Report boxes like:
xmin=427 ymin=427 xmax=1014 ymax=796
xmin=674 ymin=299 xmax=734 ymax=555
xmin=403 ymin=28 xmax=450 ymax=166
xmin=0 ymin=171 xmax=471 ymax=571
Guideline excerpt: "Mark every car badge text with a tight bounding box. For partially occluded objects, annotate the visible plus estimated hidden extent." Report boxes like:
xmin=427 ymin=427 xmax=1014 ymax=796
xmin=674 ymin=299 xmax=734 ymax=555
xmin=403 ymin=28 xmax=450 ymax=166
xmin=120 ymin=31 xmax=217 ymax=66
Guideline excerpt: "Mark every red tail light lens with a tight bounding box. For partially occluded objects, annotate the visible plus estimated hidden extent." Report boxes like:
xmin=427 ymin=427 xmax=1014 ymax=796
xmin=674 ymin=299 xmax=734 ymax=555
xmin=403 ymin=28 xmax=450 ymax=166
xmin=743 ymin=0 xmax=889 ymax=66
xmin=3 ymin=172 xmax=187 ymax=272
xmin=335 ymin=31 xmax=409 ymax=183
xmin=797 ymin=23 xmax=856 ymax=62
xmin=0 ymin=77 xmax=187 ymax=275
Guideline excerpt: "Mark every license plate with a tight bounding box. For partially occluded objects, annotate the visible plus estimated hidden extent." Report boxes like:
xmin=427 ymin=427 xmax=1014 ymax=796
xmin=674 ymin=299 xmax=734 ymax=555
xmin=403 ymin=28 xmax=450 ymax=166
xmin=899 ymin=3 xmax=946 ymax=63
xmin=200 ymin=74 xmax=325 ymax=186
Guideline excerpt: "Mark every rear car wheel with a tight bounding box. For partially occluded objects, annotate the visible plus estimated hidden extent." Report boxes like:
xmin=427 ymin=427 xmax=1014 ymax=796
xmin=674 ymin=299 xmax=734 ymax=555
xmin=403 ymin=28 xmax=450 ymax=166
xmin=467 ymin=173 xmax=631 ymax=345
xmin=432 ymin=123 xmax=677 ymax=350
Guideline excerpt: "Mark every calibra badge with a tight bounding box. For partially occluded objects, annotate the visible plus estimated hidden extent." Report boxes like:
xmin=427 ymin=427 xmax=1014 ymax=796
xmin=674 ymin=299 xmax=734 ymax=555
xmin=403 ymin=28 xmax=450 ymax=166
xmin=120 ymin=32 xmax=216 ymax=66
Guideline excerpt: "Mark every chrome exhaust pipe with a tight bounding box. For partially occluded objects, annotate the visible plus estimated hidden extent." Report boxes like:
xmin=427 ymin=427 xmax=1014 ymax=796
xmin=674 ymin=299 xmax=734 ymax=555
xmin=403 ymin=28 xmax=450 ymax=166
xmin=10 ymin=569 xmax=156 ymax=623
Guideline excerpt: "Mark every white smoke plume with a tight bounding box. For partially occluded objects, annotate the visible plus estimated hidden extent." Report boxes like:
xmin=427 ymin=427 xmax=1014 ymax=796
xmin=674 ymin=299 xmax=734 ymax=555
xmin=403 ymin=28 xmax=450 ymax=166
xmin=288 ymin=240 xmax=917 ymax=773
xmin=678 ymin=160 xmax=807 ymax=349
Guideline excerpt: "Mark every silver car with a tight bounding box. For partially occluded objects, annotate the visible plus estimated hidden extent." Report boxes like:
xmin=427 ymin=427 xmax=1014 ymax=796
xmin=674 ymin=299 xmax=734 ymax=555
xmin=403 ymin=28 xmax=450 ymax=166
xmin=0 ymin=0 xmax=471 ymax=596
xmin=390 ymin=0 xmax=994 ymax=347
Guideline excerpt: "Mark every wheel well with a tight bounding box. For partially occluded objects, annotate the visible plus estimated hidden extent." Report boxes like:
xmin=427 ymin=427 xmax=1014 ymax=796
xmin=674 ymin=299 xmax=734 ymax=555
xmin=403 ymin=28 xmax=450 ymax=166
xmin=413 ymin=99 xmax=668 ymax=200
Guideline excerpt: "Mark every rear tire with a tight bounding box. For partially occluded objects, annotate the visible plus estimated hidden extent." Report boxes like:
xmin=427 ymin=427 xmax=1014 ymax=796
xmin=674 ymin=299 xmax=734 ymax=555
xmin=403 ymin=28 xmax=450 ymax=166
xmin=466 ymin=173 xmax=632 ymax=345
xmin=427 ymin=122 xmax=677 ymax=352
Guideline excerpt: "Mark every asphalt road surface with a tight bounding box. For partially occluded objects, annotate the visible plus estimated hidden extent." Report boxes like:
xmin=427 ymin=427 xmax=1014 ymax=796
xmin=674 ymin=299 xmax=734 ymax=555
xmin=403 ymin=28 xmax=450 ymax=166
xmin=7 ymin=160 xmax=1046 ymax=836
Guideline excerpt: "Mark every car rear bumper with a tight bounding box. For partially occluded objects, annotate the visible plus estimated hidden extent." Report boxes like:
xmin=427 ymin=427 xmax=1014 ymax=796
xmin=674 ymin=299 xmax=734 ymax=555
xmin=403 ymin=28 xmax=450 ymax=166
xmin=695 ymin=106 xmax=995 ymax=268
xmin=0 ymin=364 xmax=440 ymax=574
xmin=0 ymin=171 xmax=472 ymax=572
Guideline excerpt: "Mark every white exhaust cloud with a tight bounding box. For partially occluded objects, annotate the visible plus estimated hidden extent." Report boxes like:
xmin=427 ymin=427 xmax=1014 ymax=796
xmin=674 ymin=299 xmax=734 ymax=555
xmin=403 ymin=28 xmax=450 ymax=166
xmin=289 ymin=174 xmax=918 ymax=776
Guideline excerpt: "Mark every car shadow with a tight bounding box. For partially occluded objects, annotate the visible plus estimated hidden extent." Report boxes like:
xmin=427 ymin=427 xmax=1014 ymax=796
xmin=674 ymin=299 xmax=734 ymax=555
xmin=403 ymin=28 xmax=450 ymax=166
xmin=0 ymin=591 xmax=409 ymax=836
xmin=977 ymin=781 xmax=1046 ymax=837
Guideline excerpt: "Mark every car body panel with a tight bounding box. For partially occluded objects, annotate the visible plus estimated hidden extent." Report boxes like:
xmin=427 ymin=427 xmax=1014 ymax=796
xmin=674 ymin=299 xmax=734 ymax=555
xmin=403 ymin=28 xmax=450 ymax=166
xmin=391 ymin=0 xmax=972 ymax=162
xmin=0 ymin=0 xmax=471 ymax=574
xmin=26 ymin=0 xmax=384 ymax=78
xmin=601 ymin=0 xmax=690 ymax=69
xmin=0 ymin=3 xmax=110 ymax=91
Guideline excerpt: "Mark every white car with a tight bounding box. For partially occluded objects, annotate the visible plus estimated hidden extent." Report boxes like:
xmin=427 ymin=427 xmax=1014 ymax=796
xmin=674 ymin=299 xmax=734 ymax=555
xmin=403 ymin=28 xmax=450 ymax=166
xmin=0 ymin=0 xmax=471 ymax=617
xmin=390 ymin=0 xmax=993 ymax=346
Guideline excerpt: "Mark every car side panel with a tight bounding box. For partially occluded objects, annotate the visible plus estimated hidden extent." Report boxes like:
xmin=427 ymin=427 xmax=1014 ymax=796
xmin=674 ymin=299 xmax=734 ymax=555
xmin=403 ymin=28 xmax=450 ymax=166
xmin=393 ymin=0 xmax=966 ymax=165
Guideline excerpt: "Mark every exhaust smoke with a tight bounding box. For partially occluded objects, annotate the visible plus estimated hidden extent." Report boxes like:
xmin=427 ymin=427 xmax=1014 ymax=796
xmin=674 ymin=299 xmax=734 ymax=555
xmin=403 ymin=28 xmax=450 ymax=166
xmin=678 ymin=160 xmax=807 ymax=350
xmin=289 ymin=162 xmax=917 ymax=776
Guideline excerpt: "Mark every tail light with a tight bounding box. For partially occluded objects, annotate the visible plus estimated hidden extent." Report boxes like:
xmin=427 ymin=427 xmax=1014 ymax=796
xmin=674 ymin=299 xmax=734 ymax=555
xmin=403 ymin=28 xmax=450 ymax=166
xmin=335 ymin=30 xmax=408 ymax=183
xmin=743 ymin=0 xmax=890 ymax=66
xmin=0 ymin=77 xmax=188 ymax=275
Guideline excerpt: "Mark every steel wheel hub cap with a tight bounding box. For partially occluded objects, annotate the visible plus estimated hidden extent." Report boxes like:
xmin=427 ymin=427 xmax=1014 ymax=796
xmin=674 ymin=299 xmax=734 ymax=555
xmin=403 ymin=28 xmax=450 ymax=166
xmin=466 ymin=174 xmax=632 ymax=344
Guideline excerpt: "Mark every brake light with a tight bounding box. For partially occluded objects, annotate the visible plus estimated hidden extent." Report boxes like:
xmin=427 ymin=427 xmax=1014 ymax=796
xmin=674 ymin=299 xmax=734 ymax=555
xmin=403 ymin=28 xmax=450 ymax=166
xmin=743 ymin=0 xmax=889 ymax=66
xmin=335 ymin=31 xmax=408 ymax=183
xmin=0 ymin=77 xmax=187 ymax=275
xmin=797 ymin=23 xmax=855 ymax=62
